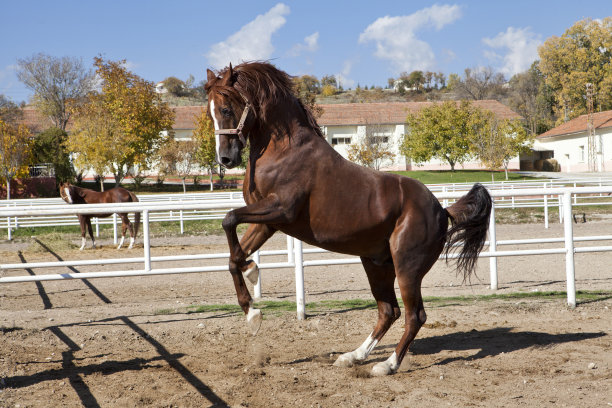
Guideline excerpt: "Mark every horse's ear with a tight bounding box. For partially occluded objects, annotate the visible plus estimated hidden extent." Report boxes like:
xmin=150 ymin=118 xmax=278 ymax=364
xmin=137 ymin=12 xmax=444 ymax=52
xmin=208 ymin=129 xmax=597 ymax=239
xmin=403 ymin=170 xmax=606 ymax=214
xmin=206 ymin=69 xmax=216 ymax=84
xmin=220 ymin=63 xmax=236 ymax=86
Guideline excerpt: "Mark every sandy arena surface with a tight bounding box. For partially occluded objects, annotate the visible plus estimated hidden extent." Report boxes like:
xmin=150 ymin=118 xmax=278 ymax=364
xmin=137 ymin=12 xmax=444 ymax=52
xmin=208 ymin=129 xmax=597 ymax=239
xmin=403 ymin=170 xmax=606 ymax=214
xmin=1 ymin=221 xmax=611 ymax=407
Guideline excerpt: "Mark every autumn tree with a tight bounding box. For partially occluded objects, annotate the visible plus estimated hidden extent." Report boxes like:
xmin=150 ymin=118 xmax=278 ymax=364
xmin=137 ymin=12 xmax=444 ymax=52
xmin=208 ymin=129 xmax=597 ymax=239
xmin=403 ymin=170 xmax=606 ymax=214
xmin=67 ymin=57 xmax=175 ymax=186
xmin=470 ymin=111 xmax=531 ymax=179
xmin=191 ymin=108 xmax=219 ymax=191
xmin=65 ymin=97 xmax=121 ymax=191
xmin=347 ymin=124 xmax=396 ymax=170
xmin=538 ymin=17 xmax=612 ymax=123
xmin=0 ymin=120 xmax=33 ymax=199
xmin=402 ymin=101 xmax=485 ymax=171
xmin=16 ymin=53 xmax=95 ymax=131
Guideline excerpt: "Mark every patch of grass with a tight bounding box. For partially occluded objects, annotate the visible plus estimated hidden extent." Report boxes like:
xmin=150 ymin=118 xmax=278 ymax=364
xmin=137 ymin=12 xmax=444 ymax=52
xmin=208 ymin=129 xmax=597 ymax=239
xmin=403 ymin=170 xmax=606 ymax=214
xmin=389 ymin=170 xmax=534 ymax=185
xmin=177 ymin=290 xmax=612 ymax=316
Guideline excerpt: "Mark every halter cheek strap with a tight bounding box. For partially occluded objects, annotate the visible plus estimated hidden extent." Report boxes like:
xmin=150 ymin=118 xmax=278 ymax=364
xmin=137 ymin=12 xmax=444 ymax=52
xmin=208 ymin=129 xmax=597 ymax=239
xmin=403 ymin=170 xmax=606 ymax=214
xmin=213 ymin=92 xmax=251 ymax=146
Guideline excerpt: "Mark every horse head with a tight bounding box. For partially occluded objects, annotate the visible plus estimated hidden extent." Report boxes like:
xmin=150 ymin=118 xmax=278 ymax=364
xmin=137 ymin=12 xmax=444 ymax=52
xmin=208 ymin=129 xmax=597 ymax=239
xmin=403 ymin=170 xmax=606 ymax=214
xmin=59 ymin=182 xmax=74 ymax=204
xmin=205 ymin=64 xmax=251 ymax=169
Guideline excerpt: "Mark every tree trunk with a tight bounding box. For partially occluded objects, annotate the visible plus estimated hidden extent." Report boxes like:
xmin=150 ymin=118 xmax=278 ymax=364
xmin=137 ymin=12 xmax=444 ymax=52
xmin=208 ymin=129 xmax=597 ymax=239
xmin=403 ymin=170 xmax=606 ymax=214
xmin=99 ymin=177 xmax=104 ymax=192
xmin=6 ymin=179 xmax=11 ymax=200
xmin=182 ymin=178 xmax=186 ymax=193
xmin=209 ymin=170 xmax=213 ymax=191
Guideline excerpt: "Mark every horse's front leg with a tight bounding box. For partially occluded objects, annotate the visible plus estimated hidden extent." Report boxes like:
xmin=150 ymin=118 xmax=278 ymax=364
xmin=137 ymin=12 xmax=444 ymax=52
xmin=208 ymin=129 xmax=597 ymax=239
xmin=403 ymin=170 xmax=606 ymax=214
xmin=77 ymin=215 xmax=89 ymax=250
xmin=85 ymin=217 xmax=96 ymax=249
xmin=222 ymin=195 xmax=297 ymax=335
xmin=117 ymin=214 xmax=131 ymax=249
xmin=237 ymin=223 xmax=276 ymax=284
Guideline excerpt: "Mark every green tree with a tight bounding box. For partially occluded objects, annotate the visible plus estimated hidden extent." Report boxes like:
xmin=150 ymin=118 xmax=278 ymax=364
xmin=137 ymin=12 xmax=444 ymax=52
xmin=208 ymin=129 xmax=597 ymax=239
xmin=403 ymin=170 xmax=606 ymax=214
xmin=162 ymin=76 xmax=187 ymax=96
xmin=0 ymin=120 xmax=33 ymax=199
xmin=31 ymin=127 xmax=75 ymax=183
xmin=16 ymin=53 xmax=95 ymax=131
xmin=470 ymin=111 xmax=531 ymax=179
xmin=402 ymin=101 xmax=485 ymax=171
xmin=538 ymin=17 xmax=612 ymax=123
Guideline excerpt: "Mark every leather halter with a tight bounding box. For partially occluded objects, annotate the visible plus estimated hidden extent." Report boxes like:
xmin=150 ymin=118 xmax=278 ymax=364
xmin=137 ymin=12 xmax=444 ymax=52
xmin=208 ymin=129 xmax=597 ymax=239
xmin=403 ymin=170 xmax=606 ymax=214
xmin=213 ymin=92 xmax=251 ymax=146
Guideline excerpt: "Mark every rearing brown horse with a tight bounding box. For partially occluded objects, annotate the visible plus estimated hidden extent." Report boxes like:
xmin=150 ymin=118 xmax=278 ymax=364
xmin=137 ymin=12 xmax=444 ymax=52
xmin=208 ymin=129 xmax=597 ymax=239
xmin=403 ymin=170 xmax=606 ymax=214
xmin=205 ymin=62 xmax=492 ymax=376
xmin=59 ymin=183 xmax=140 ymax=250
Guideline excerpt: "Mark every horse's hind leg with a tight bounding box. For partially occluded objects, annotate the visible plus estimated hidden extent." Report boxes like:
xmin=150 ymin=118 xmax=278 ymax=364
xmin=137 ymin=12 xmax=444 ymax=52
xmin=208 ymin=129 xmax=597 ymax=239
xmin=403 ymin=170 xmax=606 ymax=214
xmin=335 ymin=257 xmax=400 ymax=367
xmin=371 ymin=252 xmax=438 ymax=376
xmin=117 ymin=214 xmax=132 ymax=249
xmin=85 ymin=217 xmax=96 ymax=249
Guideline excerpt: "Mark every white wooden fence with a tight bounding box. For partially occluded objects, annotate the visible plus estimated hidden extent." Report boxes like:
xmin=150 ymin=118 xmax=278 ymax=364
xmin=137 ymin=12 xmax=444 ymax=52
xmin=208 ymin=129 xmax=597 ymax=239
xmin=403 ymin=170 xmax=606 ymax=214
xmin=2 ymin=186 xmax=612 ymax=319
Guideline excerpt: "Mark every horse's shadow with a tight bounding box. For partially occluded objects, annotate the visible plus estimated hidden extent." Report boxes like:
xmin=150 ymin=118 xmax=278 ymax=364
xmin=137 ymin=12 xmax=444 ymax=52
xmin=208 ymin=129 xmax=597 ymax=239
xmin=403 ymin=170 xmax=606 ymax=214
xmin=290 ymin=327 xmax=605 ymax=367
xmin=372 ymin=327 xmax=606 ymax=367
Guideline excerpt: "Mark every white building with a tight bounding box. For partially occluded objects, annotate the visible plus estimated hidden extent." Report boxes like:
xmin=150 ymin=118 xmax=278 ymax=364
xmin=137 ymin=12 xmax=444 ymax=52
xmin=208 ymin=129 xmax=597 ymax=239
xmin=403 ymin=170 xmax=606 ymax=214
xmin=534 ymin=110 xmax=612 ymax=172
xmin=316 ymin=100 xmax=522 ymax=171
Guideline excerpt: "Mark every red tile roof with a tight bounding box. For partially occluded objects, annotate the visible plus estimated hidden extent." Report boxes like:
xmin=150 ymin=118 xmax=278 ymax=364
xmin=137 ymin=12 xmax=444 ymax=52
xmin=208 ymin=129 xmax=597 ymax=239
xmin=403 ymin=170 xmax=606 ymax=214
xmin=317 ymin=100 xmax=521 ymax=125
xmin=537 ymin=110 xmax=612 ymax=139
xmin=19 ymin=100 xmax=521 ymax=132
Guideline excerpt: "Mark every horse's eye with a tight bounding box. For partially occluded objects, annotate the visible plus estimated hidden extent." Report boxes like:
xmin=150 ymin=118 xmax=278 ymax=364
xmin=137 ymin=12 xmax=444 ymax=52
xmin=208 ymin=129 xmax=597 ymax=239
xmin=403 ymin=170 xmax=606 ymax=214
xmin=220 ymin=107 xmax=232 ymax=117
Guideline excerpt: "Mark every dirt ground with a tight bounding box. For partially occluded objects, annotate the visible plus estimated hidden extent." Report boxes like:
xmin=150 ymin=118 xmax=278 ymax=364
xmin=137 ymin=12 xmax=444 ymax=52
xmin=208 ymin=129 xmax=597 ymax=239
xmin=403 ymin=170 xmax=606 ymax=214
xmin=0 ymin=220 xmax=611 ymax=407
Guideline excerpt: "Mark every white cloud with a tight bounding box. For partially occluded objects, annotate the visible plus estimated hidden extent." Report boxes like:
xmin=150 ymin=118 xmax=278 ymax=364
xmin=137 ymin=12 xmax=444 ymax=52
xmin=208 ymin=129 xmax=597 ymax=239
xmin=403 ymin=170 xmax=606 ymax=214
xmin=482 ymin=27 xmax=542 ymax=77
xmin=288 ymin=32 xmax=319 ymax=56
xmin=336 ymin=60 xmax=356 ymax=89
xmin=207 ymin=3 xmax=290 ymax=69
xmin=358 ymin=4 xmax=462 ymax=73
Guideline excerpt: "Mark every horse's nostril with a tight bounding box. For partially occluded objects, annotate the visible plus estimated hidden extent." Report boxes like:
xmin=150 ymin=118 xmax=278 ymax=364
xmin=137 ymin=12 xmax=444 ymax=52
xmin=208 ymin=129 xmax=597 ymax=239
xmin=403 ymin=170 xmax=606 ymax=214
xmin=220 ymin=157 xmax=231 ymax=165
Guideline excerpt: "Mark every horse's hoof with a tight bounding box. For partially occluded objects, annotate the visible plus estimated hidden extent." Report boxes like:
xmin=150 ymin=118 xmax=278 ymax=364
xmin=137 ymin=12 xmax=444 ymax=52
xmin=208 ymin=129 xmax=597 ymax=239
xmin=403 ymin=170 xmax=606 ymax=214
xmin=371 ymin=361 xmax=395 ymax=376
xmin=333 ymin=352 xmax=356 ymax=368
xmin=79 ymin=247 xmax=85 ymax=251
xmin=246 ymin=308 xmax=262 ymax=336
xmin=243 ymin=261 xmax=259 ymax=285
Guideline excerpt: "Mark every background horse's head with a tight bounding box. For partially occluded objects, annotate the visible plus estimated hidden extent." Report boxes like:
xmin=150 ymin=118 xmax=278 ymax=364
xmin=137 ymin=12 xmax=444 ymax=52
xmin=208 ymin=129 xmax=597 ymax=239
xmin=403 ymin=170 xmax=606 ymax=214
xmin=59 ymin=182 xmax=74 ymax=204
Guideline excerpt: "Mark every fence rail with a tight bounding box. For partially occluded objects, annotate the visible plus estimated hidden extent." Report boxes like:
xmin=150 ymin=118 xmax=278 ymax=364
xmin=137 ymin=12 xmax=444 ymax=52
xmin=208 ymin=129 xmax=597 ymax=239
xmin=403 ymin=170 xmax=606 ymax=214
xmin=2 ymin=186 xmax=612 ymax=318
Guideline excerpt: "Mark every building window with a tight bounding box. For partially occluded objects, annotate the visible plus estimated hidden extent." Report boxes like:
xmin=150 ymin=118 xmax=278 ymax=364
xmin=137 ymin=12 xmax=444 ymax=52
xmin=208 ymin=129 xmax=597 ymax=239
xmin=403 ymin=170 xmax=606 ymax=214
xmin=579 ymin=145 xmax=585 ymax=162
xmin=331 ymin=136 xmax=352 ymax=145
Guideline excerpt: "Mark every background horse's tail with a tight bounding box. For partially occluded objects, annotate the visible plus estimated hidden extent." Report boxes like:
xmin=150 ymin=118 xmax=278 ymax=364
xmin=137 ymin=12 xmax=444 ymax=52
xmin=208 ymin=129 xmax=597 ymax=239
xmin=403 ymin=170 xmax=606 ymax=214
xmin=128 ymin=191 xmax=141 ymax=238
xmin=444 ymin=183 xmax=492 ymax=280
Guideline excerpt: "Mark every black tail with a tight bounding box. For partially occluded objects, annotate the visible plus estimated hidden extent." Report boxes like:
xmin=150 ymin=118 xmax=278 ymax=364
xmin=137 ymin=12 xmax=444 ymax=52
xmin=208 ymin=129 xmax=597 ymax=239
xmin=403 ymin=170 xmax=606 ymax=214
xmin=444 ymin=183 xmax=492 ymax=280
xmin=128 ymin=191 xmax=140 ymax=239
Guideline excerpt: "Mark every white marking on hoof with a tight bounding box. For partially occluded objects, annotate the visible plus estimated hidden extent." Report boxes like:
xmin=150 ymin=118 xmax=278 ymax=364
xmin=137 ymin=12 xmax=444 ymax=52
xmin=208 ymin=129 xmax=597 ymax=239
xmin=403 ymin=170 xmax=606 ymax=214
xmin=243 ymin=262 xmax=259 ymax=285
xmin=246 ymin=307 xmax=262 ymax=336
xmin=117 ymin=236 xmax=125 ymax=250
xmin=334 ymin=352 xmax=357 ymax=367
xmin=333 ymin=333 xmax=378 ymax=368
xmin=79 ymin=237 xmax=86 ymax=251
xmin=371 ymin=352 xmax=399 ymax=377
xmin=128 ymin=237 xmax=135 ymax=249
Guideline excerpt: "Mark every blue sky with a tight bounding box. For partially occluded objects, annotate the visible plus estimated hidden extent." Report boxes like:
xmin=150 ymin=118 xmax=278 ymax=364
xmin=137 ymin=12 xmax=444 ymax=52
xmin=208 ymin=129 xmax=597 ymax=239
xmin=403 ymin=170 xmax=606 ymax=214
xmin=1 ymin=1 xmax=609 ymax=103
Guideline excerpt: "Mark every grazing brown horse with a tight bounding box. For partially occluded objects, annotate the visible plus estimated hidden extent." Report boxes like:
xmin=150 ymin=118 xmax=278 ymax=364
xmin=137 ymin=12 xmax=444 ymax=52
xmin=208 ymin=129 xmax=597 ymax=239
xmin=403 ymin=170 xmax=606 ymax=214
xmin=205 ymin=62 xmax=492 ymax=376
xmin=59 ymin=183 xmax=140 ymax=250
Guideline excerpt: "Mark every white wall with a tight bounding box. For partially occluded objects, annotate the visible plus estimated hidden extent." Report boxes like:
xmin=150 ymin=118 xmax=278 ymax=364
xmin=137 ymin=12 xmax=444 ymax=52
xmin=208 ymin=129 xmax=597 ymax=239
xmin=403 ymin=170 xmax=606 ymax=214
xmin=535 ymin=128 xmax=612 ymax=172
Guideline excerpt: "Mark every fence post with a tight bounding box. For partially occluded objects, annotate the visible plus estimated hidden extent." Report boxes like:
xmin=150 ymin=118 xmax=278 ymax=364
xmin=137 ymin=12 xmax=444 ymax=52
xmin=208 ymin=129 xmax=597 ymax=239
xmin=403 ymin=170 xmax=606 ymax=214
xmin=489 ymin=201 xmax=498 ymax=290
xmin=294 ymin=238 xmax=305 ymax=320
xmin=143 ymin=210 xmax=151 ymax=272
xmin=113 ymin=213 xmax=118 ymax=244
xmin=7 ymin=216 xmax=11 ymax=241
xmin=95 ymin=217 xmax=99 ymax=237
xmin=287 ymin=235 xmax=294 ymax=264
xmin=253 ymin=250 xmax=261 ymax=299
xmin=562 ymin=192 xmax=576 ymax=308
xmin=558 ymin=195 xmax=563 ymax=223
xmin=179 ymin=210 xmax=184 ymax=234
xmin=544 ymin=183 xmax=549 ymax=229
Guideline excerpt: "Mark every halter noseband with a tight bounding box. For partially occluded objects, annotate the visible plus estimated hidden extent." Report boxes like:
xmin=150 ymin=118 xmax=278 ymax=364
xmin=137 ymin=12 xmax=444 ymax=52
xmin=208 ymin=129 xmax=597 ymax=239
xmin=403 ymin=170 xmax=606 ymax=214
xmin=213 ymin=92 xmax=251 ymax=146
